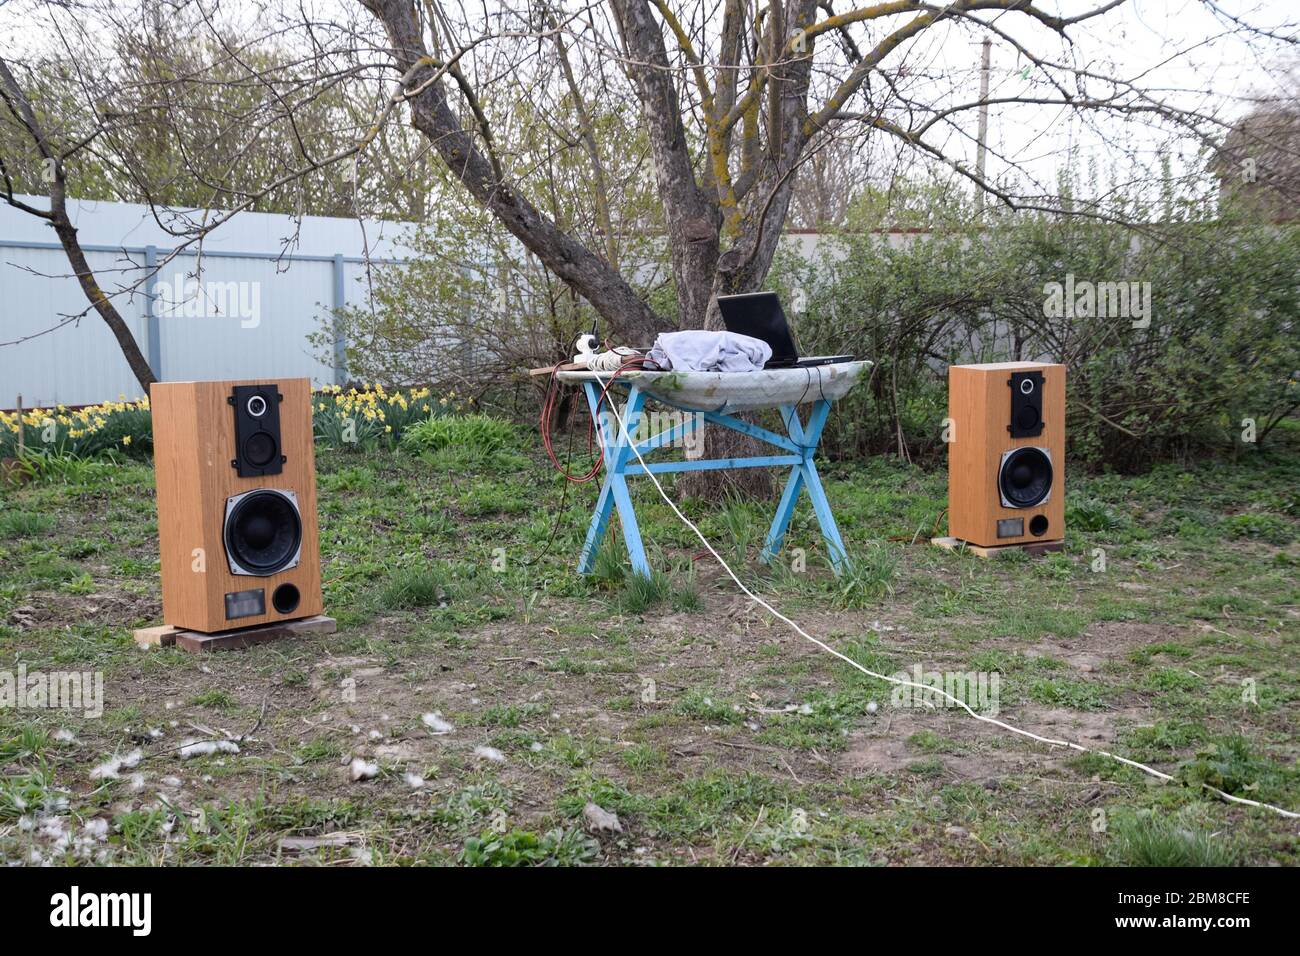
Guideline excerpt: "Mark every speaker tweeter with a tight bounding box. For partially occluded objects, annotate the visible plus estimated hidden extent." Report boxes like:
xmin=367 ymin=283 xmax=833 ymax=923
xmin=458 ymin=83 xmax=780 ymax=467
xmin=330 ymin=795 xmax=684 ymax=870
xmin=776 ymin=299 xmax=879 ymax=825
xmin=229 ymin=384 xmax=285 ymax=477
xmin=1008 ymin=370 xmax=1045 ymax=438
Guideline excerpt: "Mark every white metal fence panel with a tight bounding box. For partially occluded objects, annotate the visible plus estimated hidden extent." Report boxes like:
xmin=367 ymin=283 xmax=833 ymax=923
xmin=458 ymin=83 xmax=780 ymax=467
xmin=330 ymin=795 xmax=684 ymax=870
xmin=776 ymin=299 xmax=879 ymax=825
xmin=1 ymin=245 xmax=153 ymax=406
xmin=153 ymin=254 xmax=336 ymax=385
xmin=0 ymin=196 xmax=415 ymax=407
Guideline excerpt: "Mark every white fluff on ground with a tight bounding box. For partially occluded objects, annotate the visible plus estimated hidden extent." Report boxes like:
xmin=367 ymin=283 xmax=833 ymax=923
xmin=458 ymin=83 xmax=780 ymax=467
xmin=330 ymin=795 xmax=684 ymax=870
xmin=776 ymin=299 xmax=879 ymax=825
xmin=422 ymin=712 xmax=454 ymax=734
xmin=179 ymin=739 xmax=241 ymax=759
xmin=89 ymin=749 xmax=143 ymax=780
xmin=349 ymin=758 xmax=379 ymax=781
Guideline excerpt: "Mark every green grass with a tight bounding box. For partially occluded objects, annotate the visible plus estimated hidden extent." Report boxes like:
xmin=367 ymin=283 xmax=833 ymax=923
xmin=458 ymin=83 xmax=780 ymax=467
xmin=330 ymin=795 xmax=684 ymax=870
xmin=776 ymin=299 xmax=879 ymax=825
xmin=1107 ymin=810 xmax=1239 ymax=866
xmin=0 ymin=511 xmax=55 ymax=538
xmin=458 ymin=827 xmax=599 ymax=866
xmin=830 ymin=544 xmax=900 ymax=608
xmin=612 ymin=570 xmax=672 ymax=614
xmin=1 ymin=418 xmax=1297 ymax=866
xmin=1027 ymin=678 xmax=1108 ymax=711
xmin=381 ymin=565 xmax=455 ymax=609
xmin=191 ymin=689 xmax=237 ymax=711
xmin=402 ymin=414 xmax=517 ymax=454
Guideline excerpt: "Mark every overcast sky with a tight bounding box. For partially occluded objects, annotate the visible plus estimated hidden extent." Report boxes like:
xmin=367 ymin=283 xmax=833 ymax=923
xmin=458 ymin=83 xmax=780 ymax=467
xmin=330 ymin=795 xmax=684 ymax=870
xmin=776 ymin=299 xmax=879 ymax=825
xmin=1 ymin=0 xmax=1295 ymax=209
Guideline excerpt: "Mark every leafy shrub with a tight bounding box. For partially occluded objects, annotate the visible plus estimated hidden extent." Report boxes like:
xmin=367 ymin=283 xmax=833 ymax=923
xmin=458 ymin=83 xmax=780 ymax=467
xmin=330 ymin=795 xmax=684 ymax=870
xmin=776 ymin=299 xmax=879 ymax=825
xmin=401 ymin=413 xmax=516 ymax=454
xmin=774 ymin=186 xmax=1300 ymax=472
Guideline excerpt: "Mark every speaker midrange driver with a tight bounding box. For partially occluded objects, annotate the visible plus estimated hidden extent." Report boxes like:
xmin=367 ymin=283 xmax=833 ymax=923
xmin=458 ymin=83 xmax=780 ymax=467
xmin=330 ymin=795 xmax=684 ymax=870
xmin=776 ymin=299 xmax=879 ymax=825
xmin=224 ymin=488 xmax=303 ymax=576
xmin=998 ymin=446 xmax=1053 ymax=509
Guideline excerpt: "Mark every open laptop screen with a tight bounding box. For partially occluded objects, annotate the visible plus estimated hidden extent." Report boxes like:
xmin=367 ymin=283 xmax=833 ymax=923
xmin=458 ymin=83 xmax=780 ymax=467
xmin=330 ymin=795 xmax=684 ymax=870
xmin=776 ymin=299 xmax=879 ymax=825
xmin=716 ymin=292 xmax=798 ymax=367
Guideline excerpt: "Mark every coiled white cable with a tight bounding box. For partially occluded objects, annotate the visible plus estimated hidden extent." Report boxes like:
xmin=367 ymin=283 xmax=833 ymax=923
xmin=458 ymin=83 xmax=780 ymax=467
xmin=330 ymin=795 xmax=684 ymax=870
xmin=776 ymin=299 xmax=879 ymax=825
xmin=587 ymin=347 xmax=641 ymax=372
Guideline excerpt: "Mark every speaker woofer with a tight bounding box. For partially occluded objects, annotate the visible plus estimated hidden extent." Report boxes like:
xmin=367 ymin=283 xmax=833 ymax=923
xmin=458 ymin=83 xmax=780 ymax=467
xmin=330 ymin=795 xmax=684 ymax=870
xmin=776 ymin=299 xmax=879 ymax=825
xmin=224 ymin=489 xmax=302 ymax=576
xmin=999 ymin=447 xmax=1053 ymax=509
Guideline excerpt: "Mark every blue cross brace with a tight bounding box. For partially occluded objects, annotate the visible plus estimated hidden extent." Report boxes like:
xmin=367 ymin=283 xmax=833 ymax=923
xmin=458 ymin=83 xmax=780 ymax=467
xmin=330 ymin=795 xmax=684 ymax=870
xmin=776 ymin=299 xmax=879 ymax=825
xmin=576 ymin=379 xmax=850 ymax=578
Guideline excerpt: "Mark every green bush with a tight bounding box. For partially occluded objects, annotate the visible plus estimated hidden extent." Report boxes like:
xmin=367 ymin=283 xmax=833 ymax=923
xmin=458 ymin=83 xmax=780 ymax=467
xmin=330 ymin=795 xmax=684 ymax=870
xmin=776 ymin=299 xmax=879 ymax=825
xmin=773 ymin=186 xmax=1300 ymax=472
xmin=401 ymin=413 xmax=517 ymax=454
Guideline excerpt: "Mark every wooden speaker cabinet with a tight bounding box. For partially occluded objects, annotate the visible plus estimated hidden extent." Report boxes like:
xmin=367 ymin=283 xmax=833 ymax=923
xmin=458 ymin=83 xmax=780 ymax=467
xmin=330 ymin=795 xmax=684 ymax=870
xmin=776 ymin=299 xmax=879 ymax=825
xmin=948 ymin=362 xmax=1065 ymax=548
xmin=151 ymin=378 xmax=323 ymax=633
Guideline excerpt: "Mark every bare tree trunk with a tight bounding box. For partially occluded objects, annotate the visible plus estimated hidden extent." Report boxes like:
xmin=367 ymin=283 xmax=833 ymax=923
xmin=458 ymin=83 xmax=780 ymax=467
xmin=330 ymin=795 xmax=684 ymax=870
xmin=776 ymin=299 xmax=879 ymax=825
xmin=50 ymin=213 xmax=158 ymax=391
xmin=363 ymin=0 xmax=662 ymax=344
xmin=611 ymin=0 xmax=720 ymax=328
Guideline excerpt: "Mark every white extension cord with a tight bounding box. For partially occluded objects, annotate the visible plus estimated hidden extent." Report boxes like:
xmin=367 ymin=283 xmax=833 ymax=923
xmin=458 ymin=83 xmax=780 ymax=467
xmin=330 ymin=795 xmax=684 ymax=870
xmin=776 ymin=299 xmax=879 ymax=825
xmin=571 ymin=332 xmax=640 ymax=372
xmin=602 ymin=399 xmax=1300 ymax=821
xmin=585 ymin=347 xmax=641 ymax=372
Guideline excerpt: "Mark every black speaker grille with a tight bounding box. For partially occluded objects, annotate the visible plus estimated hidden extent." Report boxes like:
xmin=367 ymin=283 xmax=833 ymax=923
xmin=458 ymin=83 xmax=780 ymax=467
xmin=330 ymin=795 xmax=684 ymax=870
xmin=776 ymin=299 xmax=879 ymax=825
xmin=999 ymin=447 xmax=1053 ymax=509
xmin=225 ymin=490 xmax=302 ymax=575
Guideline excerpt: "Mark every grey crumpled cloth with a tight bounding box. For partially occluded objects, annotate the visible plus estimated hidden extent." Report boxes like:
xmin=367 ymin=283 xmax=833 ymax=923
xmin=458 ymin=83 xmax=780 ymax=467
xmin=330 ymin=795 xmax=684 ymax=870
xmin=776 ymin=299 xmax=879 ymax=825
xmin=646 ymin=330 xmax=772 ymax=372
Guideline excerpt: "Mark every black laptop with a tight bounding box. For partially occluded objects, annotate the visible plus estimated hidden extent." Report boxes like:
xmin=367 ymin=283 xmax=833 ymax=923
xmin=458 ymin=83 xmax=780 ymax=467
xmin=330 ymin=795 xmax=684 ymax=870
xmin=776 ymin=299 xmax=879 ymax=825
xmin=717 ymin=292 xmax=853 ymax=369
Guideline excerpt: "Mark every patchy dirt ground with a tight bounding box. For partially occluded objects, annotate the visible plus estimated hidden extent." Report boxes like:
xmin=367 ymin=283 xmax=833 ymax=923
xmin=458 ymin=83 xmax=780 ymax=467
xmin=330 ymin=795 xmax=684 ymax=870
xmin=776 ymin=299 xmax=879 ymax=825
xmin=1 ymin=444 xmax=1297 ymax=865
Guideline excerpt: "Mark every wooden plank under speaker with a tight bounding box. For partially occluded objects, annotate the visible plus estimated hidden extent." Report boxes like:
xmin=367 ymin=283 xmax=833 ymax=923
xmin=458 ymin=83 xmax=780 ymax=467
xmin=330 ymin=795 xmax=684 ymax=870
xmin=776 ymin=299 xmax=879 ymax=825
xmin=133 ymin=615 xmax=337 ymax=652
xmin=945 ymin=362 xmax=1065 ymax=550
xmin=930 ymin=536 xmax=1065 ymax=559
xmin=151 ymin=378 xmax=324 ymax=634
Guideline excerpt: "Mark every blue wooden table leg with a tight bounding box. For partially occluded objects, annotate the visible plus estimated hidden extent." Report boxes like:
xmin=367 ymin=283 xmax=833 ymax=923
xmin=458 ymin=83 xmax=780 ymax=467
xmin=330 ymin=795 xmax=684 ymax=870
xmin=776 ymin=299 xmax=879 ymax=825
xmin=578 ymin=382 xmax=615 ymax=573
xmin=761 ymin=404 xmax=808 ymax=566
xmin=609 ymin=387 xmax=651 ymax=576
xmin=801 ymin=400 xmax=850 ymax=573
xmin=577 ymin=382 xmax=651 ymax=577
xmin=761 ymin=465 xmax=805 ymax=564
xmin=801 ymin=458 xmax=849 ymax=573
xmin=610 ymin=474 xmax=651 ymax=577
xmin=578 ymin=479 xmax=616 ymax=574
xmin=760 ymin=401 xmax=850 ymax=574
